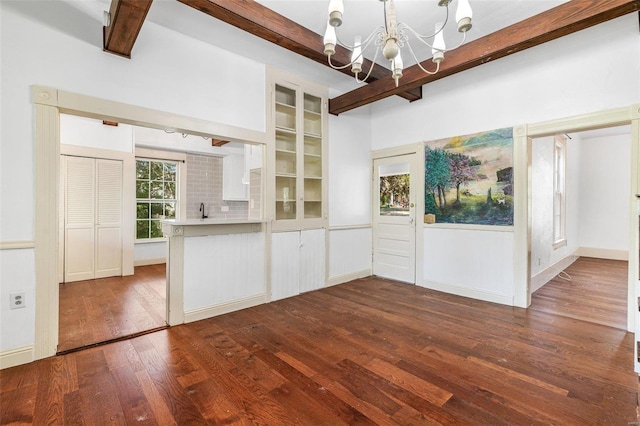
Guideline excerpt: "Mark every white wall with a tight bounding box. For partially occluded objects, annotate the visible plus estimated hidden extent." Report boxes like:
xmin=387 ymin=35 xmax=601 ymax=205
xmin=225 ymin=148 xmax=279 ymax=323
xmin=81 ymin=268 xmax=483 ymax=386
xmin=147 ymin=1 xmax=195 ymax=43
xmin=0 ymin=1 xmax=265 ymax=353
xmin=530 ymin=136 xmax=581 ymax=290
xmin=327 ymin=108 xmax=373 ymax=284
xmin=577 ymin=134 xmax=631 ymax=253
xmin=364 ymin=14 xmax=639 ymax=304
xmin=60 ymin=114 xmax=134 ymax=152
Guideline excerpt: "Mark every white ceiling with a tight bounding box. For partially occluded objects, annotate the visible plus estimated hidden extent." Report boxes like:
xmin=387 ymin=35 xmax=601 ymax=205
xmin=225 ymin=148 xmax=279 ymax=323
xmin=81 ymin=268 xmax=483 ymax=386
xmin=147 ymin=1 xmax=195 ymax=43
xmin=257 ymin=0 xmax=569 ymax=67
xmin=138 ymin=0 xmax=569 ymax=92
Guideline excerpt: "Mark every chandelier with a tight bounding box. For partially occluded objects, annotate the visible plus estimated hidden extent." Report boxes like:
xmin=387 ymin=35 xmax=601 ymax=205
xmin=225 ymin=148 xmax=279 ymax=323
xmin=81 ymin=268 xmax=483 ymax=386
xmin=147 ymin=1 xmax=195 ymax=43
xmin=323 ymin=0 xmax=473 ymax=86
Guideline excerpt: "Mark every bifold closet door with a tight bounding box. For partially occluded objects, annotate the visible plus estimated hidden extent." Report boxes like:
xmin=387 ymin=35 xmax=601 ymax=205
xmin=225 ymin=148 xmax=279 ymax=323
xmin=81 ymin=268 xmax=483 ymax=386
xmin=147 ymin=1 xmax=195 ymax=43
xmin=95 ymin=159 xmax=122 ymax=279
xmin=64 ymin=156 xmax=96 ymax=282
xmin=63 ymin=156 xmax=122 ymax=282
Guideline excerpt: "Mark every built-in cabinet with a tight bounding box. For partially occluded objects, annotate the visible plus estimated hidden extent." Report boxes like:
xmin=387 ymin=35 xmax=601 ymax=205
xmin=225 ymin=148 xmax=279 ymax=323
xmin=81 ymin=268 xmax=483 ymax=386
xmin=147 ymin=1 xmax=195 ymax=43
xmin=271 ymin=229 xmax=325 ymax=301
xmin=268 ymin=70 xmax=329 ymax=301
xmin=273 ymin=82 xmax=327 ymax=230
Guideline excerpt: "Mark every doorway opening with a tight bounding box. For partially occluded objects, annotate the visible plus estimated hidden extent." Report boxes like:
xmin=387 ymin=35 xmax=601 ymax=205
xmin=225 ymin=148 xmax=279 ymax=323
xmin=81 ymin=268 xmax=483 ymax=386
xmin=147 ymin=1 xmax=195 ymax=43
xmin=528 ymin=126 xmax=632 ymax=330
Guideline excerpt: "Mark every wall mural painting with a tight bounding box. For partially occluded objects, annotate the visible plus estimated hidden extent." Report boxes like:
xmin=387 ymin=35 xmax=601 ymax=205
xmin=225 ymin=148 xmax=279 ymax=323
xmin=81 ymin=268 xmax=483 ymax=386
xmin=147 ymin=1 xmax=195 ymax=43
xmin=424 ymin=127 xmax=514 ymax=226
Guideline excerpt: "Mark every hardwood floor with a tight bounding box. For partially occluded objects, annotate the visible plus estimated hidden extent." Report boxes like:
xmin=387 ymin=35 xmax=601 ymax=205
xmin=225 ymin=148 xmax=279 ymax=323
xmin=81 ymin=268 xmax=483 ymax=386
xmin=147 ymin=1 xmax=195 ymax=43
xmin=58 ymin=264 xmax=167 ymax=353
xmin=3 ymin=275 xmax=636 ymax=424
xmin=531 ymin=257 xmax=628 ymax=330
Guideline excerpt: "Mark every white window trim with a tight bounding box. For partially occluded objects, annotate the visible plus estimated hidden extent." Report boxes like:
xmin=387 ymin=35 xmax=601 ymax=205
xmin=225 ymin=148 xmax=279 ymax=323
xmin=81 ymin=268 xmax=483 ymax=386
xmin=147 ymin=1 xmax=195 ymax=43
xmin=552 ymin=136 xmax=567 ymax=249
xmin=135 ymin=148 xmax=187 ymax=243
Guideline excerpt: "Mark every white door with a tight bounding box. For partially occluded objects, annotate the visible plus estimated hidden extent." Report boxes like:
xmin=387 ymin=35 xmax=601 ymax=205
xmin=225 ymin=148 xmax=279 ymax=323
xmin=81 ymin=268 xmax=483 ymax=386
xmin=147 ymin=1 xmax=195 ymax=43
xmin=271 ymin=231 xmax=301 ymax=301
xmin=64 ymin=156 xmax=96 ymax=282
xmin=63 ymin=156 xmax=122 ymax=282
xmin=95 ymin=159 xmax=123 ymax=279
xmin=373 ymin=155 xmax=417 ymax=283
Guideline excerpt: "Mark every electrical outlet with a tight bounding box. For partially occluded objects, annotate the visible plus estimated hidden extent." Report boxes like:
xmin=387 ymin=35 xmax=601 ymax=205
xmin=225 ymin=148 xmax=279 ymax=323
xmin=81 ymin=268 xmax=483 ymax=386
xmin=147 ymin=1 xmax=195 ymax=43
xmin=10 ymin=292 xmax=26 ymax=309
xmin=221 ymin=206 xmax=229 ymax=212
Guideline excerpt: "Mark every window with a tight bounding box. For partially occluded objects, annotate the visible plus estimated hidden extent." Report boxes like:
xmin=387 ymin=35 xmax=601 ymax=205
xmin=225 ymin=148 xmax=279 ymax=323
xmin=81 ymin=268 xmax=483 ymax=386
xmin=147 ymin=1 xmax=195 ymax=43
xmin=552 ymin=136 xmax=566 ymax=248
xmin=136 ymin=159 xmax=178 ymax=240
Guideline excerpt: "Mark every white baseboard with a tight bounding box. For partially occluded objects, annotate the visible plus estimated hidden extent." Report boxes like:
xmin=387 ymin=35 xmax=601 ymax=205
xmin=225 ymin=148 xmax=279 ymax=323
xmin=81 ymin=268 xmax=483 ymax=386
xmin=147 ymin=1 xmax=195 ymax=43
xmin=184 ymin=293 xmax=268 ymax=323
xmin=531 ymin=254 xmax=579 ymax=293
xmin=0 ymin=345 xmax=33 ymax=370
xmin=575 ymin=247 xmax=628 ymax=261
xmin=326 ymin=269 xmax=372 ymax=287
xmin=420 ymin=279 xmax=513 ymax=306
xmin=134 ymin=257 xmax=166 ymax=267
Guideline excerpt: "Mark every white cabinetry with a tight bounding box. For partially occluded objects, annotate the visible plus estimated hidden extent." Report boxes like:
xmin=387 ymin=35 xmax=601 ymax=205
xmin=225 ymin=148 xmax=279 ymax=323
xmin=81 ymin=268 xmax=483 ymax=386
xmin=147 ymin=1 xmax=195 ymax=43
xmin=222 ymin=153 xmax=248 ymax=201
xmin=270 ymin=78 xmax=328 ymax=231
xmin=271 ymin=229 xmax=325 ymax=301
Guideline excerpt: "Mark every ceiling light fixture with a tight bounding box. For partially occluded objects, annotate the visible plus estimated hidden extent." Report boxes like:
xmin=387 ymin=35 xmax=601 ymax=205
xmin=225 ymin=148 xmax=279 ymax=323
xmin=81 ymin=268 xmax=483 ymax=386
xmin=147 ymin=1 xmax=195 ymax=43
xmin=323 ymin=0 xmax=473 ymax=87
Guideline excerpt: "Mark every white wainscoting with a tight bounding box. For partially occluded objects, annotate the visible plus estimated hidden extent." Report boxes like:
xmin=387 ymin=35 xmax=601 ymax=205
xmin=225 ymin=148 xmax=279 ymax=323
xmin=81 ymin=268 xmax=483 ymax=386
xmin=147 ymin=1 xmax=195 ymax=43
xmin=328 ymin=226 xmax=372 ymax=287
xmin=422 ymin=227 xmax=515 ymax=306
xmin=183 ymin=231 xmax=266 ymax=318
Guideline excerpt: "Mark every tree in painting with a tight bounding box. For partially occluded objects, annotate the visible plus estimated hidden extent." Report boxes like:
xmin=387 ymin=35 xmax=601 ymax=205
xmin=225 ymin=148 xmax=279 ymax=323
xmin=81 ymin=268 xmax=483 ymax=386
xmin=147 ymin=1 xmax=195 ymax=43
xmin=448 ymin=152 xmax=479 ymax=204
xmin=424 ymin=127 xmax=514 ymax=225
xmin=424 ymin=147 xmax=451 ymax=209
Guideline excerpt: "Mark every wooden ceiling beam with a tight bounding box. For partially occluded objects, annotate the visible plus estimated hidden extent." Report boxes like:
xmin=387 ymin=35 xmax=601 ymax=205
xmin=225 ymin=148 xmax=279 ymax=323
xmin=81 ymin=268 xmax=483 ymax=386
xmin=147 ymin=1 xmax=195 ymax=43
xmin=103 ymin=0 xmax=154 ymax=58
xmin=329 ymin=0 xmax=640 ymax=115
xmin=178 ymin=0 xmax=422 ymax=102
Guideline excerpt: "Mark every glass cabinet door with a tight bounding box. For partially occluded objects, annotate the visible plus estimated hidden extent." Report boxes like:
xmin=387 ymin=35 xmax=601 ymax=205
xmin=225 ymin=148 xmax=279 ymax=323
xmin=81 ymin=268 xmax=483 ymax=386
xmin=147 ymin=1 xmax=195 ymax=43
xmin=275 ymin=85 xmax=297 ymax=220
xmin=303 ymin=93 xmax=322 ymax=219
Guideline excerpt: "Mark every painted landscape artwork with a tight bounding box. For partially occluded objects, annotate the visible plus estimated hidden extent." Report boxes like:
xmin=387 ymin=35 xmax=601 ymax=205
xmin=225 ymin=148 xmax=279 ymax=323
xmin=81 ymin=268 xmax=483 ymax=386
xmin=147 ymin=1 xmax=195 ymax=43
xmin=424 ymin=127 xmax=514 ymax=226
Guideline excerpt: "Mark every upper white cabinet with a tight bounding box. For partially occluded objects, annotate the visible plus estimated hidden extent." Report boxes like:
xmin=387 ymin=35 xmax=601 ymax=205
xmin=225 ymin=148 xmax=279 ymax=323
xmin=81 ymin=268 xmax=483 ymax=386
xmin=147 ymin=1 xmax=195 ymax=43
xmin=222 ymin=153 xmax=248 ymax=201
xmin=269 ymin=73 xmax=328 ymax=231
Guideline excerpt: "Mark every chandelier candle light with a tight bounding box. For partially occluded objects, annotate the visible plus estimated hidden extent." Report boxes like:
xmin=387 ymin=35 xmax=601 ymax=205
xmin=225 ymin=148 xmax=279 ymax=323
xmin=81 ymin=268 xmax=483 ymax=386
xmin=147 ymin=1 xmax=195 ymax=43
xmin=323 ymin=0 xmax=473 ymax=86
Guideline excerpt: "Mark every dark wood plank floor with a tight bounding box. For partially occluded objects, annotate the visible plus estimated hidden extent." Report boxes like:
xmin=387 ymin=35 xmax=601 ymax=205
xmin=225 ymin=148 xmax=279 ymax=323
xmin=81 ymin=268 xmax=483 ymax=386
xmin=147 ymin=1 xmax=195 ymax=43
xmin=3 ymin=275 xmax=636 ymax=424
xmin=531 ymin=257 xmax=628 ymax=330
xmin=58 ymin=264 xmax=167 ymax=353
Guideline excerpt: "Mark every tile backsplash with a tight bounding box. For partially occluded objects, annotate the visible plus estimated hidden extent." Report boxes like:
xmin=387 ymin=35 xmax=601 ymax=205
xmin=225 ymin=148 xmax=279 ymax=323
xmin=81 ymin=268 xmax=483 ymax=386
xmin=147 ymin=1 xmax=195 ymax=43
xmin=186 ymin=154 xmax=248 ymax=220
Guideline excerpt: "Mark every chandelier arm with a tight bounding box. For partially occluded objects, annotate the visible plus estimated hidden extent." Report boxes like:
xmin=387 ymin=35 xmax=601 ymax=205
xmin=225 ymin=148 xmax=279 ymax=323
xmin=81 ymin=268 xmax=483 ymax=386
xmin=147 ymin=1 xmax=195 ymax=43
xmin=355 ymin=46 xmax=382 ymax=84
xmin=401 ymin=22 xmax=468 ymax=53
xmin=397 ymin=6 xmax=450 ymax=40
xmin=336 ymin=25 xmax=384 ymax=50
xmin=328 ymin=55 xmax=358 ymax=70
xmin=405 ymin=40 xmax=441 ymax=75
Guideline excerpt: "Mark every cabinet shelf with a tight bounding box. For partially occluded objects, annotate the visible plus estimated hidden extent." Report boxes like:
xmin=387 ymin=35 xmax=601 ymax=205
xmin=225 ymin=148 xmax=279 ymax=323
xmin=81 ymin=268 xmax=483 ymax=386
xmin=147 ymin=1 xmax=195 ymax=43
xmin=274 ymin=83 xmax=325 ymax=226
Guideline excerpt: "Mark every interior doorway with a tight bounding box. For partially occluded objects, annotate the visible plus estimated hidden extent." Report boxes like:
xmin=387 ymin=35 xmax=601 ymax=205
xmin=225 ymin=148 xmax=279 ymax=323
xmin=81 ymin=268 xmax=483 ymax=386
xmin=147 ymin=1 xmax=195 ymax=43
xmin=528 ymin=126 xmax=631 ymax=329
xmin=372 ymin=154 xmax=417 ymax=284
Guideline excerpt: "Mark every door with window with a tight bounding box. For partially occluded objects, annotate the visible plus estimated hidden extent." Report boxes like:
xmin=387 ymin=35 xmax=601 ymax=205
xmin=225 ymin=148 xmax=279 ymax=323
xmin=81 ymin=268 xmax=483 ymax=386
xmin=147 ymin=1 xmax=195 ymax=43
xmin=373 ymin=155 xmax=417 ymax=283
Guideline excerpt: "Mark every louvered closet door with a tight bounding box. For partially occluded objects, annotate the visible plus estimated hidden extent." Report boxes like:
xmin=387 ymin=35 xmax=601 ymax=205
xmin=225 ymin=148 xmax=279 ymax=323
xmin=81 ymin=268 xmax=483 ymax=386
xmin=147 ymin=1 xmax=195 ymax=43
xmin=95 ymin=159 xmax=122 ymax=279
xmin=64 ymin=156 xmax=96 ymax=282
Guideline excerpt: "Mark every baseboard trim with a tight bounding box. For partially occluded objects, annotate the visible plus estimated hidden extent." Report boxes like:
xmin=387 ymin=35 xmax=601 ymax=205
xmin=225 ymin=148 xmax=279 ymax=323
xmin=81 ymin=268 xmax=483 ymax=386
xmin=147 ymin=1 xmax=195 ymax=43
xmin=134 ymin=257 xmax=166 ymax=267
xmin=327 ymin=269 xmax=372 ymax=287
xmin=531 ymin=254 xmax=579 ymax=293
xmin=420 ymin=279 xmax=514 ymax=306
xmin=184 ymin=293 xmax=268 ymax=323
xmin=0 ymin=345 xmax=33 ymax=370
xmin=575 ymin=247 xmax=628 ymax=261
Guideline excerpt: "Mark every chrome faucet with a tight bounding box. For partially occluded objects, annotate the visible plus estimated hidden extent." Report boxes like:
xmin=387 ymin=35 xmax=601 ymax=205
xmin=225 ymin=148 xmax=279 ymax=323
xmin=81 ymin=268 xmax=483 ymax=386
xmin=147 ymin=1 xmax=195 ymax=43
xmin=199 ymin=203 xmax=207 ymax=219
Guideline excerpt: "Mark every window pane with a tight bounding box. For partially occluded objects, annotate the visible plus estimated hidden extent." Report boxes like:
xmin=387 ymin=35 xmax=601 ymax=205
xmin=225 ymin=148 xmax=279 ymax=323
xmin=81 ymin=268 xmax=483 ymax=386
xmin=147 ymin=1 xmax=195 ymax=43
xmin=136 ymin=160 xmax=149 ymax=179
xmin=164 ymin=182 xmax=176 ymax=200
xmin=150 ymin=202 xmax=164 ymax=218
xmin=150 ymin=162 xmax=163 ymax=180
xmin=164 ymin=202 xmax=176 ymax=219
xmin=380 ymin=173 xmax=410 ymax=216
xmin=150 ymin=220 xmax=163 ymax=238
xmin=150 ymin=181 xmax=164 ymax=199
xmin=164 ymin=163 xmax=176 ymax=181
xmin=136 ymin=220 xmax=149 ymax=239
xmin=136 ymin=181 xmax=149 ymax=199
xmin=136 ymin=202 xmax=150 ymax=219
